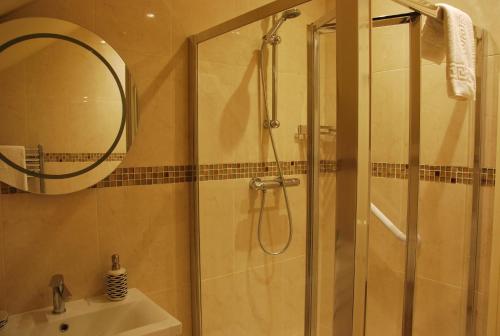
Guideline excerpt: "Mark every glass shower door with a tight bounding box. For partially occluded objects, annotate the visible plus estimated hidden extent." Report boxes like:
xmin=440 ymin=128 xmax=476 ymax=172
xmin=364 ymin=1 xmax=490 ymax=335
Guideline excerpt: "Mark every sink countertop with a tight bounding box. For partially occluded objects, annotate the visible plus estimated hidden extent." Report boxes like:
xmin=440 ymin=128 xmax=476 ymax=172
xmin=0 ymin=288 xmax=182 ymax=336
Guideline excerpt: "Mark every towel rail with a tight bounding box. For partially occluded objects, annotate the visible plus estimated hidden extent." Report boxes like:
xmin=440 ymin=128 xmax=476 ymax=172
xmin=370 ymin=203 xmax=421 ymax=242
xmin=370 ymin=203 xmax=407 ymax=241
xmin=25 ymin=145 xmax=45 ymax=193
xmin=392 ymin=0 xmax=441 ymax=21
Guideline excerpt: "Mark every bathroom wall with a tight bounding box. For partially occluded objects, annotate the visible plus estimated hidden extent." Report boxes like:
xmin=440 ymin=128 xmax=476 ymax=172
xmin=367 ymin=1 xmax=499 ymax=335
xmin=0 ymin=1 xmax=328 ymax=335
xmin=1 ymin=1 xmax=496 ymax=335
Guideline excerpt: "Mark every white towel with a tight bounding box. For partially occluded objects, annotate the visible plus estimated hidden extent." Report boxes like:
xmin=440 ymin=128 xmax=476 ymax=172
xmin=422 ymin=16 xmax=446 ymax=64
xmin=422 ymin=4 xmax=476 ymax=100
xmin=0 ymin=145 xmax=28 ymax=190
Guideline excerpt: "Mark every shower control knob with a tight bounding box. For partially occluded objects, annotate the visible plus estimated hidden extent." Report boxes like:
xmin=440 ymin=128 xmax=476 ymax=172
xmin=270 ymin=35 xmax=282 ymax=45
xmin=269 ymin=120 xmax=280 ymax=128
xmin=263 ymin=34 xmax=281 ymax=45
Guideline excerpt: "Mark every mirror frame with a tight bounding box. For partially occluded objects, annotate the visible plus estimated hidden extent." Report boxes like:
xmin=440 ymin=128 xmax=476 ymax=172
xmin=0 ymin=32 xmax=126 ymax=179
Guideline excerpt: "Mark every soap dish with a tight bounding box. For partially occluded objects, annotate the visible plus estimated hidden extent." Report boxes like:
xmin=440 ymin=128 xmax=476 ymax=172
xmin=0 ymin=310 xmax=8 ymax=330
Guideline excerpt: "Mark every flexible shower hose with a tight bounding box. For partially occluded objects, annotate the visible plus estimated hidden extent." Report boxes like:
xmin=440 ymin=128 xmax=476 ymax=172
xmin=256 ymin=41 xmax=293 ymax=256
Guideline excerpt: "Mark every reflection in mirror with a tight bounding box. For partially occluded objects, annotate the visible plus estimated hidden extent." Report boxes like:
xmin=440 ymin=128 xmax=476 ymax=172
xmin=0 ymin=18 xmax=138 ymax=195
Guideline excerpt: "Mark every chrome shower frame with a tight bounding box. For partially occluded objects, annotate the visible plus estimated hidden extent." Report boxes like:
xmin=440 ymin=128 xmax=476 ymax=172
xmin=307 ymin=5 xmax=371 ymax=335
xmin=189 ymin=1 xmax=372 ymax=335
xmin=188 ymin=1 xmax=312 ymax=335
xmin=189 ymin=0 xmax=487 ymax=335
xmin=308 ymin=7 xmax=487 ymax=336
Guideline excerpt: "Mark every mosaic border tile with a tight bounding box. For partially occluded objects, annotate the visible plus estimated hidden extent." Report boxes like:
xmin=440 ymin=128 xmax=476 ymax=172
xmin=0 ymin=161 xmax=496 ymax=194
xmin=320 ymin=160 xmax=337 ymax=173
xmin=94 ymin=165 xmax=196 ymax=188
xmin=43 ymin=153 xmax=126 ymax=162
xmin=198 ymin=161 xmax=308 ymax=181
xmin=371 ymin=163 xmax=496 ymax=186
xmin=0 ymin=161 xmax=309 ymax=194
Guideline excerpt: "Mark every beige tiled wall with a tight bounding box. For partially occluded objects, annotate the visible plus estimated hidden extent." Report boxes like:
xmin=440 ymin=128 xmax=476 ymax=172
xmin=0 ymin=182 xmax=193 ymax=333
xmin=0 ymin=0 xmax=336 ymax=335
xmin=199 ymin=178 xmax=307 ymax=336
xmin=0 ymin=1 xmax=331 ymax=335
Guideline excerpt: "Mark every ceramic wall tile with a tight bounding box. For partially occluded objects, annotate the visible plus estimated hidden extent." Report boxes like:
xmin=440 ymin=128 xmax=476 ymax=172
xmin=413 ymin=278 xmax=464 ymax=336
xmin=483 ymin=55 xmax=500 ymax=168
xmin=365 ymin=256 xmax=404 ymax=336
xmin=1 ymin=190 xmax=101 ymax=314
xmin=118 ymin=51 xmax=177 ymax=167
xmin=171 ymin=183 xmax=192 ymax=289
xmin=199 ymin=180 xmax=235 ymax=280
xmin=421 ymin=63 xmax=473 ymax=166
xmin=477 ymin=187 xmax=494 ymax=294
xmin=95 ymin=0 xmax=172 ymax=57
xmin=372 ymin=24 xmax=409 ymax=73
xmin=371 ymin=69 xmax=409 ymax=163
xmin=96 ymin=184 xmax=177 ymax=294
xmin=416 ymin=182 xmax=469 ymax=287
xmin=201 ymin=256 xmax=305 ymax=336
xmin=198 ymin=60 xmax=261 ymax=164
xmin=280 ymin=256 xmax=306 ymax=335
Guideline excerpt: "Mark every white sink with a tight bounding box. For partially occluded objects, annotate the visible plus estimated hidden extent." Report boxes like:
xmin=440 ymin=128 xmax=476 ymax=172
xmin=0 ymin=288 xmax=182 ymax=336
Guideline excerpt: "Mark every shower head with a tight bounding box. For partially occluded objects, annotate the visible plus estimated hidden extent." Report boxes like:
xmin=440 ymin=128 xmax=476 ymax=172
xmin=263 ymin=8 xmax=301 ymax=43
xmin=282 ymin=8 xmax=301 ymax=19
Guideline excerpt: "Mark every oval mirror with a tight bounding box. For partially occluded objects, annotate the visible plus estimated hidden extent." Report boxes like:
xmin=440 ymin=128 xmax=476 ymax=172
xmin=0 ymin=17 xmax=138 ymax=195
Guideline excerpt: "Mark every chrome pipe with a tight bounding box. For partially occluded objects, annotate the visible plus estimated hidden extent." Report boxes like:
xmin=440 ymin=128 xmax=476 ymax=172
xmin=249 ymin=177 xmax=300 ymax=191
xmin=466 ymin=28 xmax=488 ymax=336
xmin=392 ymin=0 xmax=441 ymax=21
xmin=271 ymin=39 xmax=279 ymax=128
xmin=262 ymin=9 xmax=301 ymax=129
xmin=402 ymin=15 xmax=422 ymax=336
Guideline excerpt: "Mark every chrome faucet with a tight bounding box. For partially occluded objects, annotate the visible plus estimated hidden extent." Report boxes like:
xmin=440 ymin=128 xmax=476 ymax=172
xmin=49 ymin=274 xmax=72 ymax=314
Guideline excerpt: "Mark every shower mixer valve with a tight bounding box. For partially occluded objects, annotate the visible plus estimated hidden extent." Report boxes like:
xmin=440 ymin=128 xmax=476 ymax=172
xmin=264 ymin=34 xmax=281 ymax=45
xmin=264 ymin=119 xmax=280 ymax=128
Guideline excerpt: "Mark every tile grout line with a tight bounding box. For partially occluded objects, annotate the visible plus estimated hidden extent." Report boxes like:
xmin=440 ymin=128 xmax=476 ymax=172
xmin=201 ymin=254 xmax=307 ymax=283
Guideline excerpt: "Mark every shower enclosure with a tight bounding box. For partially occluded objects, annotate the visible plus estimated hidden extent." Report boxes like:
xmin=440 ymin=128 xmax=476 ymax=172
xmin=189 ymin=0 xmax=492 ymax=335
xmin=189 ymin=2 xmax=318 ymax=334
